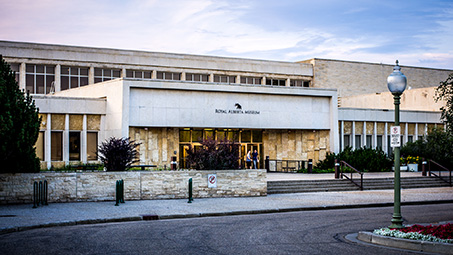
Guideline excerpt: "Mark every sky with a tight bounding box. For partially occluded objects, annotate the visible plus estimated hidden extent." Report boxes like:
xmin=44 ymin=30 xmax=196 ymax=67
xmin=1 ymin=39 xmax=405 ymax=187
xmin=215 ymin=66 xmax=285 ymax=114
xmin=1 ymin=0 xmax=452 ymax=69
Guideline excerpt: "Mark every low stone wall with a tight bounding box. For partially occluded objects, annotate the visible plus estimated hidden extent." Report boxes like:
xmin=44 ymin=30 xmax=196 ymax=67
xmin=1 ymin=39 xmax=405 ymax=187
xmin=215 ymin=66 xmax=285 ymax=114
xmin=0 ymin=169 xmax=266 ymax=204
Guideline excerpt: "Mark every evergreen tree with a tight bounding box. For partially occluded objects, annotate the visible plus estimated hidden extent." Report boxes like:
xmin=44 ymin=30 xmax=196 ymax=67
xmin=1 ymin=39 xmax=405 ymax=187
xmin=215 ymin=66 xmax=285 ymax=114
xmin=0 ymin=55 xmax=41 ymax=173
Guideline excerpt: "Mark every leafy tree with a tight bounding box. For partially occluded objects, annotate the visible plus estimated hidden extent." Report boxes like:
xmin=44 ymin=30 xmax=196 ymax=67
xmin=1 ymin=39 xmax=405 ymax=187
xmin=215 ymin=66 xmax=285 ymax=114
xmin=185 ymin=136 xmax=240 ymax=170
xmin=97 ymin=137 xmax=140 ymax=171
xmin=401 ymin=128 xmax=453 ymax=167
xmin=435 ymin=73 xmax=453 ymax=134
xmin=0 ymin=56 xmax=41 ymax=173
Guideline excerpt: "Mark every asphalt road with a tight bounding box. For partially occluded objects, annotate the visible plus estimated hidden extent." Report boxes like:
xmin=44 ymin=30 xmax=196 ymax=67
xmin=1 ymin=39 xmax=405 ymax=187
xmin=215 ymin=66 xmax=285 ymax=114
xmin=1 ymin=203 xmax=452 ymax=255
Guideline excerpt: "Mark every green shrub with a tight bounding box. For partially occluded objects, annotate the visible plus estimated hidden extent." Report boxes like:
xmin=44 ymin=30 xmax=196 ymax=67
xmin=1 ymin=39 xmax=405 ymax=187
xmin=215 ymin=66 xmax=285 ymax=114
xmin=316 ymin=147 xmax=392 ymax=172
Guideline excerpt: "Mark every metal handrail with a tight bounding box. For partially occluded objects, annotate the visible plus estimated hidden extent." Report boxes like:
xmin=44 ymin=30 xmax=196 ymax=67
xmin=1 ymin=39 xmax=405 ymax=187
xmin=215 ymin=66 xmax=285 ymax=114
xmin=427 ymin=160 xmax=452 ymax=186
xmin=340 ymin=160 xmax=363 ymax=190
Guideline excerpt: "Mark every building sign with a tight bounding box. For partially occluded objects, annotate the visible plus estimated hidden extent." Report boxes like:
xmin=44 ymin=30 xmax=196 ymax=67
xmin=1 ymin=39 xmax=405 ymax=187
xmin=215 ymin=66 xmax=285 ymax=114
xmin=208 ymin=174 xmax=217 ymax=188
xmin=390 ymin=126 xmax=401 ymax=148
xmin=215 ymin=103 xmax=260 ymax=115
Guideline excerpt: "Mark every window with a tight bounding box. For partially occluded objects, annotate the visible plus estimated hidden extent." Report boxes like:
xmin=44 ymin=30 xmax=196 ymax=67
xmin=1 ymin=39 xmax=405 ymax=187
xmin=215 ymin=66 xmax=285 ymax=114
xmin=213 ymin=75 xmax=236 ymax=83
xmin=94 ymin=68 xmax=121 ymax=83
xmin=343 ymin=134 xmax=351 ymax=148
xmin=126 ymin=70 xmax=152 ymax=79
xmin=186 ymin=73 xmax=209 ymax=82
xmin=69 ymin=132 xmax=81 ymax=161
xmin=366 ymin=135 xmax=372 ymax=149
xmin=355 ymin=135 xmax=362 ymax=148
xmin=51 ymin=132 xmax=63 ymax=161
xmin=156 ymin=71 xmax=180 ymax=80
xmin=289 ymin=79 xmax=310 ymax=87
xmin=61 ymin=66 xmax=89 ymax=90
xmin=240 ymin=76 xmax=262 ymax=85
xmin=87 ymin=132 xmax=98 ymax=161
xmin=9 ymin=63 xmax=20 ymax=82
xmin=376 ymin=135 xmax=383 ymax=150
xmin=36 ymin=131 xmax=45 ymax=161
xmin=265 ymin=78 xmax=286 ymax=86
xmin=408 ymin=135 xmax=413 ymax=143
xmin=26 ymin=64 xmax=55 ymax=94
xmin=387 ymin=135 xmax=393 ymax=156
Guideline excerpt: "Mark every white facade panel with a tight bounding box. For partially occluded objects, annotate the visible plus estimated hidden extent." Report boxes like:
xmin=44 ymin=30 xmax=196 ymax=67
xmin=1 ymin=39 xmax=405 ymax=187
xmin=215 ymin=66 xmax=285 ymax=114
xmin=129 ymin=88 xmax=331 ymax=129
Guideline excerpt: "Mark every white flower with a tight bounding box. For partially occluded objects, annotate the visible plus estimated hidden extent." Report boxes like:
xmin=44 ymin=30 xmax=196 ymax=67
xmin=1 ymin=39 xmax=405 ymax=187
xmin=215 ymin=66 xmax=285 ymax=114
xmin=373 ymin=228 xmax=453 ymax=244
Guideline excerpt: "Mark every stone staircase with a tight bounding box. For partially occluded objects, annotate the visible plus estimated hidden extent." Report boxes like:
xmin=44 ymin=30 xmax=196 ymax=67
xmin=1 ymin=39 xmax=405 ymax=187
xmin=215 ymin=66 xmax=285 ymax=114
xmin=267 ymin=176 xmax=450 ymax=194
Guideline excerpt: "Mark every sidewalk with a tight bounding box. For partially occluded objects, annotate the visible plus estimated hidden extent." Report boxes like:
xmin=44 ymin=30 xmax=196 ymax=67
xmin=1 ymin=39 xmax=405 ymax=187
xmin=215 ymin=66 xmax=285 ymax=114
xmin=1 ymin=186 xmax=452 ymax=234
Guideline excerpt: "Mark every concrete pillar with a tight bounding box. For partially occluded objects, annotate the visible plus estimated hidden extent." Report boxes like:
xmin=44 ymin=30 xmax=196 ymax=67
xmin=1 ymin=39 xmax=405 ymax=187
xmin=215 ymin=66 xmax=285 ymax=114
xmin=384 ymin=122 xmax=388 ymax=155
xmin=121 ymin=68 xmax=126 ymax=78
xmin=340 ymin=121 xmax=344 ymax=151
xmin=415 ymin=123 xmax=418 ymax=140
xmin=209 ymin=73 xmax=214 ymax=82
xmin=286 ymin=78 xmax=290 ymax=87
xmin=19 ymin=62 xmax=26 ymax=91
xmin=373 ymin=122 xmax=377 ymax=149
xmin=236 ymin=75 xmax=240 ymax=84
xmin=89 ymin=66 xmax=95 ymax=84
xmin=81 ymin=115 xmax=87 ymax=164
xmin=152 ymin=70 xmax=157 ymax=79
xmin=352 ymin=121 xmax=356 ymax=150
xmin=54 ymin=64 xmax=61 ymax=92
xmin=404 ymin=122 xmax=408 ymax=145
xmin=425 ymin=123 xmax=428 ymax=136
xmin=63 ymin=114 xmax=70 ymax=165
xmin=363 ymin=121 xmax=366 ymax=148
xmin=45 ymin=114 xmax=51 ymax=169
xmin=261 ymin=76 xmax=266 ymax=85
xmin=180 ymin=72 xmax=186 ymax=81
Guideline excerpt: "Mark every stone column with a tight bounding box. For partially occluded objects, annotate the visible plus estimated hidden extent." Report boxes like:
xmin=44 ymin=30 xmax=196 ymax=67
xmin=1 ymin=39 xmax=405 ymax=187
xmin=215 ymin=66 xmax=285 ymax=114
xmin=46 ymin=114 xmax=52 ymax=169
xmin=181 ymin=72 xmax=186 ymax=81
xmin=121 ymin=68 xmax=127 ymax=78
xmin=384 ymin=122 xmax=388 ymax=155
xmin=63 ymin=114 xmax=70 ymax=165
xmin=404 ymin=123 xmax=409 ymax=145
xmin=340 ymin=121 xmax=344 ymax=151
xmin=352 ymin=121 xmax=356 ymax=150
xmin=152 ymin=70 xmax=157 ymax=79
xmin=89 ymin=66 xmax=95 ymax=84
xmin=373 ymin=122 xmax=377 ymax=149
xmin=236 ymin=75 xmax=240 ymax=84
xmin=286 ymin=78 xmax=290 ymax=87
xmin=19 ymin=62 xmax=26 ymax=91
xmin=81 ymin=115 xmax=87 ymax=164
xmin=414 ymin=123 xmax=418 ymax=140
xmin=261 ymin=77 xmax=266 ymax=85
xmin=363 ymin=122 xmax=366 ymax=148
xmin=54 ymin=64 xmax=61 ymax=92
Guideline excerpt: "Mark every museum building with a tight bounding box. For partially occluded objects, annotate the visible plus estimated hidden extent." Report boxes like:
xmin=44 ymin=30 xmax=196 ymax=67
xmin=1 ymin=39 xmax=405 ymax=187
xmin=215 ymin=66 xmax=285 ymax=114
xmin=0 ymin=41 xmax=451 ymax=169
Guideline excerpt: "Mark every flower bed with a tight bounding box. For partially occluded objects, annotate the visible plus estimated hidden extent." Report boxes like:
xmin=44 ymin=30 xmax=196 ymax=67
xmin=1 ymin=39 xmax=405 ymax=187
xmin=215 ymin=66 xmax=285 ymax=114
xmin=373 ymin=223 xmax=453 ymax=243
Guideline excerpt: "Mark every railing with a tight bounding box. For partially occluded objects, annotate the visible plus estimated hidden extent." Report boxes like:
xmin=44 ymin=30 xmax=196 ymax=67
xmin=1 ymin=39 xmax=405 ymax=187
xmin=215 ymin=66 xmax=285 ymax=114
xmin=338 ymin=160 xmax=363 ymax=190
xmin=266 ymin=158 xmax=308 ymax=172
xmin=424 ymin=159 xmax=452 ymax=186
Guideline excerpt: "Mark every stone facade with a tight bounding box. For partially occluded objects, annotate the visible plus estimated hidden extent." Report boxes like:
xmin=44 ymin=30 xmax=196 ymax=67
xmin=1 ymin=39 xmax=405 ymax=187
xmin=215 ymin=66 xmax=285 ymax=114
xmin=0 ymin=169 xmax=266 ymax=204
xmin=301 ymin=58 xmax=452 ymax=97
xmin=263 ymin=130 xmax=330 ymax=164
xmin=129 ymin=127 xmax=179 ymax=167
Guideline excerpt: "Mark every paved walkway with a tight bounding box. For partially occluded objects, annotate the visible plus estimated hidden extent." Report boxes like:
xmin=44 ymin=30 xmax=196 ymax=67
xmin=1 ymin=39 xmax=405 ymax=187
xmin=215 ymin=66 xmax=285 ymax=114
xmin=267 ymin=171 xmax=423 ymax=181
xmin=1 ymin=174 xmax=452 ymax=234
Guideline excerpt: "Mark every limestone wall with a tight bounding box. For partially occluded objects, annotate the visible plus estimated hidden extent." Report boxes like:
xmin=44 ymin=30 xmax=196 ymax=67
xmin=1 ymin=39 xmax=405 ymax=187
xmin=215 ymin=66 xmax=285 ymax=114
xmin=0 ymin=169 xmax=266 ymax=204
xmin=263 ymin=129 xmax=330 ymax=164
xmin=302 ymin=59 xmax=452 ymax=97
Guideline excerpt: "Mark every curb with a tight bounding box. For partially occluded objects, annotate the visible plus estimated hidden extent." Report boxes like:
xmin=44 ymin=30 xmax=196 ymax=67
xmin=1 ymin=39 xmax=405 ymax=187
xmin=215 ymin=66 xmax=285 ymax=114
xmin=1 ymin=200 xmax=453 ymax=235
xmin=357 ymin=231 xmax=453 ymax=254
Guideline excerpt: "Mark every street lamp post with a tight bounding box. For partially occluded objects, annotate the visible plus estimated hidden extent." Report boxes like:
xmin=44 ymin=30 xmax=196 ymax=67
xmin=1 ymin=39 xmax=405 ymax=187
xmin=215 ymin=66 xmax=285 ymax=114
xmin=387 ymin=60 xmax=407 ymax=229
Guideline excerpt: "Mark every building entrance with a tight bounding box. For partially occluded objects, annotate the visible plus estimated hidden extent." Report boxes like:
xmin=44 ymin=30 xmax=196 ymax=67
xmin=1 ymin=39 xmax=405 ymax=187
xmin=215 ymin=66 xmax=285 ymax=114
xmin=179 ymin=128 xmax=263 ymax=169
